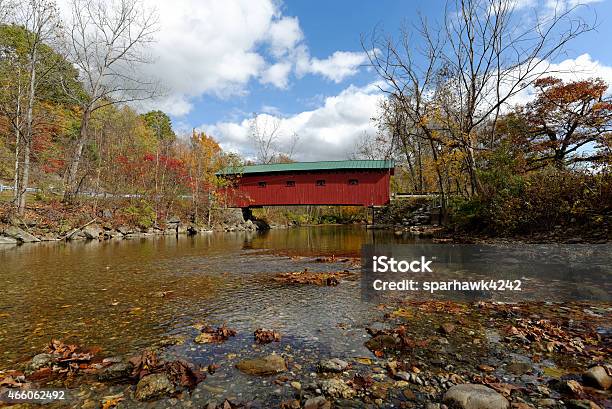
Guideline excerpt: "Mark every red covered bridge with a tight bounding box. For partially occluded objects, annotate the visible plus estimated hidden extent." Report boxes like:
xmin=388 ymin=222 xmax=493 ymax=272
xmin=218 ymin=160 xmax=394 ymax=208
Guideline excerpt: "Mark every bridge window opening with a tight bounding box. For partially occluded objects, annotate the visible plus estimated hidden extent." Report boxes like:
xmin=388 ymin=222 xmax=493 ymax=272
xmin=348 ymin=179 xmax=359 ymax=185
xmin=258 ymin=181 xmax=267 ymax=188
xmin=315 ymin=179 xmax=326 ymax=186
xmin=286 ymin=180 xmax=295 ymax=187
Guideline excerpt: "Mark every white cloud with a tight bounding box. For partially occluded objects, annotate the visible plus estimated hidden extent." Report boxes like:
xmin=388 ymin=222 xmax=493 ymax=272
xmin=503 ymin=53 xmax=612 ymax=108
xmin=202 ymin=52 xmax=612 ymax=162
xmin=201 ymin=82 xmax=385 ymax=161
xmin=55 ymin=0 xmax=367 ymax=116
xmin=260 ymin=61 xmax=293 ymax=89
xmin=266 ymin=16 xmax=303 ymax=58
xmin=296 ymin=49 xmax=369 ymax=83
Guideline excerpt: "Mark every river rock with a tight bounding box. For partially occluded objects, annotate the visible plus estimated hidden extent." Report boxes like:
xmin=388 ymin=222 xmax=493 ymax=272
xmin=365 ymin=334 xmax=399 ymax=351
xmin=318 ymin=358 xmax=349 ymax=373
xmin=3 ymin=226 xmax=40 ymax=243
xmin=440 ymin=322 xmax=456 ymax=335
xmin=567 ymin=400 xmax=603 ymax=409
xmin=304 ymin=396 xmax=331 ymax=409
xmin=27 ymin=353 xmax=55 ymax=373
xmin=98 ymin=362 xmax=133 ymax=381
xmin=443 ymin=384 xmax=509 ymax=409
xmin=82 ymin=225 xmax=103 ymax=240
xmin=235 ymin=354 xmax=287 ymax=375
xmin=0 ymin=235 xmax=18 ymax=244
xmin=117 ymin=226 xmax=133 ymax=235
xmin=135 ymin=373 xmax=174 ymax=401
xmin=167 ymin=216 xmax=181 ymax=224
xmin=320 ymin=378 xmax=356 ymax=399
xmin=583 ymin=366 xmax=612 ymax=390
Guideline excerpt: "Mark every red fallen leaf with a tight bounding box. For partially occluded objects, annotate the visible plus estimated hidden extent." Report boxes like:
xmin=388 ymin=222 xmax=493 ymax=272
xmin=129 ymin=350 xmax=160 ymax=379
xmin=44 ymin=339 xmax=78 ymax=358
xmin=374 ymin=350 xmax=384 ymax=358
xmin=27 ymin=367 xmax=53 ymax=380
xmin=349 ymin=373 xmax=374 ymax=391
xmin=164 ymin=359 xmax=205 ymax=390
xmin=195 ymin=324 xmax=237 ymax=344
xmin=207 ymin=364 xmax=220 ymax=374
xmin=254 ymin=328 xmax=281 ymax=344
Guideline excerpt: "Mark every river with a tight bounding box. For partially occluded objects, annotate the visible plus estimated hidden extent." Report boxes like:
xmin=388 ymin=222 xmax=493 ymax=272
xmin=0 ymin=226 xmax=432 ymax=403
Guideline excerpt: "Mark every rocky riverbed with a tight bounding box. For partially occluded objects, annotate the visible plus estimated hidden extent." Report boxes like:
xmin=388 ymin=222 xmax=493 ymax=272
xmin=1 ymin=296 xmax=609 ymax=408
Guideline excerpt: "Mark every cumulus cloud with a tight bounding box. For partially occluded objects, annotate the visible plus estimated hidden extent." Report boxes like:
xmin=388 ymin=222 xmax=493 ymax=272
xmin=266 ymin=16 xmax=303 ymax=58
xmin=299 ymin=51 xmax=369 ymax=83
xmin=260 ymin=62 xmax=293 ymax=89
xmin=201 ymin=82 xmax=385 ymax=161
xmin=203 ymin=52 xmax=612 ymax=162
xmin=55 ymin=0 xmax=367 ymax=116
xmin=503 ymin=53 xmax=612 ymax=108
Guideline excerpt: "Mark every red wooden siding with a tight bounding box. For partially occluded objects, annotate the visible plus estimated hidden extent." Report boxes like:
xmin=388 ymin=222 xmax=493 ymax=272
xmin=222 ymin=169 xmax=392 ymax=207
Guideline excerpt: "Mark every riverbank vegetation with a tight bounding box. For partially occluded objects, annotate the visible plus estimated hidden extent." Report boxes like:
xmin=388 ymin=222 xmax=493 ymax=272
xmin=359 ymin=0 xmax=611 ymax=238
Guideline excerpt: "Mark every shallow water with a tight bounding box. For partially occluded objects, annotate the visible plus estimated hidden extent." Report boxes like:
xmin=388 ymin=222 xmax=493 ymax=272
xmin=0 ymin=226 xmax=420 ymax=371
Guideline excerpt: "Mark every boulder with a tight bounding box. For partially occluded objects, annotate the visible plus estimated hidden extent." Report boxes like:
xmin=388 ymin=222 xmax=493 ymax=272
xmin=235 ymin=354 xmax=287 ymax=376
xmin=117 ymin=226 xmax=133 ymax=235
xmin=3 ymin=226 xmax=40 ymax=243
xmin=583 ymin=366 xmax=612 ymax=390
xmin=0 ymin=236 xmax=18 ymax=244
xmin=135 ymin=373 xmax=174 ymax=401
xmin=443 ymin=384 xmax=509 ymax=409
xmin=318 ymin=358 xmax=349 ymax=373
xmin=82 ymin=225 xmax=103 ymax=240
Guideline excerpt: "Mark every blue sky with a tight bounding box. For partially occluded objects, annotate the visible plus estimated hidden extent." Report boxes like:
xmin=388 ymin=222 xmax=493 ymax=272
xmin=124 ymin=0 xmax=612 ymax=160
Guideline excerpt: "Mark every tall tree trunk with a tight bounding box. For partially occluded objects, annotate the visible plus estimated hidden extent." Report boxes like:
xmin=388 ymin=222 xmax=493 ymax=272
xmin=18 ymin=47 xmax=37 ymax=216
xmin=13 ymin=72 xmax=22 ymax=205
xmin=64 ymin=108 xmax=91 ymax=202
xmin=465 ymin=145 xmax=481 ymax=196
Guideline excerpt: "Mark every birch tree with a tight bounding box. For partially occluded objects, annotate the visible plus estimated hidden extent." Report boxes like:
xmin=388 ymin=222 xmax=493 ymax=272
xmin=10 ymin=0 xmax=60 ymax=215
xmin=62 ymin=0 xmax=158 ymax=202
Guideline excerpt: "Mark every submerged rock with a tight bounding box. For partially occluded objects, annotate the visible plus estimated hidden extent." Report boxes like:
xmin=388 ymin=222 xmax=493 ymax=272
xmin=318 ymin=358 xmax=349 ymax=373
xmin=304 ymin=396 xmax=332 ymax=409
xmin=135 ymin=373 xmax=174 ymax=401
xmin=443 ymin=384 xmax=509 ymax=409
xmin=26 ymin=353 xmax=55 ymax=373
xmin=97 ymin=362 xmax=133 ymax=381
xmin=365 ymin=334 xmax=399 ymax=351
xmin=320 ymin=378 xmax=356 ymax=399
xmin=235 ymin=354 xmax=287 ymax=376
xmin=567 ymin=399 xmax=603 ymax=409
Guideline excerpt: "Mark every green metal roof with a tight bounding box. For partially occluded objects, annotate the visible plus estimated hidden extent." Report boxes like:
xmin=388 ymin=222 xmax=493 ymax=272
xmin=218 ymin=160 xmax=394 ymax=175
